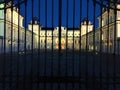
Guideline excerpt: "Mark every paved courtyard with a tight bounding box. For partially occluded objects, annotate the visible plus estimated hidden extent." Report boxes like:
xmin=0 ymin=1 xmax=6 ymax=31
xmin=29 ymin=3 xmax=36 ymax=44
xmin=0 ymin=50 xmax=120 ymax=90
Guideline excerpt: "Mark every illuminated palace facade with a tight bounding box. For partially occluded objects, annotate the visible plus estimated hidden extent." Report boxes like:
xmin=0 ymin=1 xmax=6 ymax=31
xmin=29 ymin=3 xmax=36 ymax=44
xmin=28 ymin=17 xmax=93 ymax=50
xmin=0 ymin=2 xmax=120 ymax=54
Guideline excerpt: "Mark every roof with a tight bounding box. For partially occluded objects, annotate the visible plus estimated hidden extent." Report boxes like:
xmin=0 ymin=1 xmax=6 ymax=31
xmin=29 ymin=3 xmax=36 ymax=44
xmin=42 ymin=27 xmax=54 ymax=31
xmin=41 ymin=27 xmax=79 ymax=31
xmin=81 ymin=17 xmax=92 ymax=25
xmin=29 ymin=17 xmax=40 ymax=25
xmin=67 ymin=28 xmax=79 ymax=30
xmin=82 ymin=17 xmax=89 ymax=22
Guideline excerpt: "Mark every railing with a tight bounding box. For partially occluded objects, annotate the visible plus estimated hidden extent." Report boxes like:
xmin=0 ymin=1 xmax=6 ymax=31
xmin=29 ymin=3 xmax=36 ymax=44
xmin=0 ymin=0 xmax=120 ymax=90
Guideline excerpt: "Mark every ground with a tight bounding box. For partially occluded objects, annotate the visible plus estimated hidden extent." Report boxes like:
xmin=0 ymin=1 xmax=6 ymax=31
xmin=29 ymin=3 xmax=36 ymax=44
xmin=0 ymin=50 xmax=120 ymax=90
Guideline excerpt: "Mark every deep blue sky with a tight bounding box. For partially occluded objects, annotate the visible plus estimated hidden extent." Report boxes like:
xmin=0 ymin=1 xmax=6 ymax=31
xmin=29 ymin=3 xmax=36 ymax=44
xmin=19 ymin=0 xmax=101 ymax=28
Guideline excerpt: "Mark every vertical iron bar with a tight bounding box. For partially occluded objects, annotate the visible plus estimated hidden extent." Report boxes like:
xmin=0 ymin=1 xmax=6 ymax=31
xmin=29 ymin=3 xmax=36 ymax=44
xmin=93 ymin=0 xmax=96 ymax=55
xmin=106 ymin=4 xmax=110 ymax=90
xmin=3 ymin=1 xmax=6 ymax=90
xmin=31 ymin=0 xmax=34 ymax=89
xmin=51 ymin=0 xmax=54 ymax=89
xmin=113 ymin=2 xmax=117 ymax=90
xmin=16 ymin=1 xmax=20 ymax=90
xmin=118 ymin=39 xmax=119 ymax=54
xmin=45 ymin=0 xmax=47 ymax=77
xmin=23 ymin=0 xmax=27 ymax=89
xmin=72 ymin=0 xmax=75 ymax=89
xmin=92 ymin=1 xmax=96 ymax=89
xmin=37 ymin=0 xmax=41 ymax=89
xmin=100 ymin=1 xmax=103 ymax=52
xmin=107 ymin=5 xmax=110 ymax=54
xmin=79 ymin=0 xmax=82 ymax=90
xmin=10 ymin=1 xmax=13 ymax=90
xmin=65 ymin=0 xmax=69 ymax=89
xmin=44 ymin=0 xmax=47 ymax=89
xmin=58 ymin=0 xmax=62 ymax=89
xmin=86 ymin=0 xmax=89 ymax=89
xmin=100 ymin=1 xmax=103 ymax=89
xmin=51 ymin=0 xmax=54 ymax=78
xmin=58 ymin=0 xmax=62 ymax=77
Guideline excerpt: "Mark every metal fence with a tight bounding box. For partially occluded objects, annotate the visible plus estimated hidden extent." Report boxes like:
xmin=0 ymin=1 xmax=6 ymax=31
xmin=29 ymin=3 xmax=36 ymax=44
xmin=0 ymin=0 xmax=120 ymax=90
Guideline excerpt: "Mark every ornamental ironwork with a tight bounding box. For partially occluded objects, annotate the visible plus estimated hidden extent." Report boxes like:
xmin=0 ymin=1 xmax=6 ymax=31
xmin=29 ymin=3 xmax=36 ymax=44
xmin=0 ymin=0 xmax=25 ymax=10
xmin=93 ymin=0 xmax=120 ymax=10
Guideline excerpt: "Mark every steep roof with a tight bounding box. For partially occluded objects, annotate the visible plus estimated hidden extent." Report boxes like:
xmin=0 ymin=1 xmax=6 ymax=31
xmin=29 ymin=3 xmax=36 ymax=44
xmin=81 ymin=17 xmax=92 ymax=25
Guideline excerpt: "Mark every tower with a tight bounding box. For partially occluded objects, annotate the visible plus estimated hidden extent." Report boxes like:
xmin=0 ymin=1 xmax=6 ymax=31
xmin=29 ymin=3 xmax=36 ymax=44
xmin=81 ymin=17 xmax=93 ymax=36
xmin=28 ymin=17 xmax=41 ymax=35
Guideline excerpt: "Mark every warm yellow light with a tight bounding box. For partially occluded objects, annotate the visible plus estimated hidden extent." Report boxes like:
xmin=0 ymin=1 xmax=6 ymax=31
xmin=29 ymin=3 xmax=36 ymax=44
xmin=55 ymin=38 xmax=65 ymax=44
xmin=55 ymin=38 xmax=59 ymax=44
xmin=61 ymin=44 xmax=65 ymax=50
xmin=56 ymin=44 xmax=59 ymax=49
xmin=61 ymin=38 xmax=65 ymax=44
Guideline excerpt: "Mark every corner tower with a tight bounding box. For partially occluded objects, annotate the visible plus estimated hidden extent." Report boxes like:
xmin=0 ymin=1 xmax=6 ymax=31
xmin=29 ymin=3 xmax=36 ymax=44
xmin=28 ymin=17 xmax=41 ymax=35
xmin=81 ymin=17 xmax=93 ymax=36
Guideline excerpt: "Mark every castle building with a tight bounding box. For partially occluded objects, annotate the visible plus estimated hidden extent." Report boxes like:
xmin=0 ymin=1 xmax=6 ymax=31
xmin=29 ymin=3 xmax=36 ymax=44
xmin=28 ymin=16 xmax=93 ymax=50
xmin=0 ymin=1 xmax=39 ymax=53
xmin=0 ymin=2 xmax=24 ymax=52
xmin=0 ymin=1 xmax=94 ymax=53
xmin=3 ymin=1 xmax=120 ymax=54
xmin=96 ymin=2 xmax=120 ymax=54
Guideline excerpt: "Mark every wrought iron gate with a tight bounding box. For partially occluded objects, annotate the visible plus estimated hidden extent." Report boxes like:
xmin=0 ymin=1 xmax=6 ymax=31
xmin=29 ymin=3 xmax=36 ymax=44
xmin=0 ymin=0 xmax=120 ymax=90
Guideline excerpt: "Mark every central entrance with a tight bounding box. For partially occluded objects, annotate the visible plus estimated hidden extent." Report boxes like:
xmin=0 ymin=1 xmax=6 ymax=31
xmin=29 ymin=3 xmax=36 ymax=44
xmin=55 ymin=37 xmax=66 ymax=50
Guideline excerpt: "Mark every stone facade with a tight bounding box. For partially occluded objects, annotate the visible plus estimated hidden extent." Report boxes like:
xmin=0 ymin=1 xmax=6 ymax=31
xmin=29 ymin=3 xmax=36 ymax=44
xmin=1 ymin=2 xmax=120 ymax=54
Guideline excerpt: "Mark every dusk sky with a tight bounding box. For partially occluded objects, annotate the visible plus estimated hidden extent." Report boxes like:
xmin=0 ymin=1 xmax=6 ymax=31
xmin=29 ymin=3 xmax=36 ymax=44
xmin=19 ymin=0 xmax=101 ymax=28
